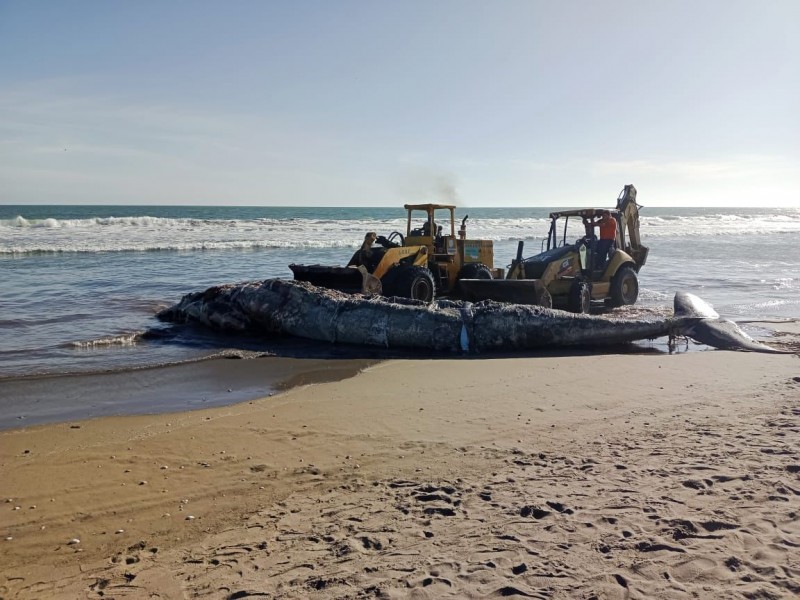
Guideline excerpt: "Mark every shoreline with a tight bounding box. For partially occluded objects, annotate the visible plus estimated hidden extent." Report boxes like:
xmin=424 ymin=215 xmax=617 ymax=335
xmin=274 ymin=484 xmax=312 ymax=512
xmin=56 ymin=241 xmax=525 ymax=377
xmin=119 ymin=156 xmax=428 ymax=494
xmin=0 ymin=355 xmax=378 ymax=431
xmin=1 ymin=324 xmax=798 ymax=597
xmin=1 ymin=316 xmax=796 ymax=432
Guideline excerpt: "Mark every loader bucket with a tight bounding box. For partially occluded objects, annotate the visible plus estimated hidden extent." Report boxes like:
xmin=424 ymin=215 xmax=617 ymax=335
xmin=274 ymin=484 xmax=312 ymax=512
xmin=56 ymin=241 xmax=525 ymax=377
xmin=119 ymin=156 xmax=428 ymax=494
xmin=457 ymin=279 xmax=551 ymax=306
xmin=289 ymin=264 xmax=369 ymax=294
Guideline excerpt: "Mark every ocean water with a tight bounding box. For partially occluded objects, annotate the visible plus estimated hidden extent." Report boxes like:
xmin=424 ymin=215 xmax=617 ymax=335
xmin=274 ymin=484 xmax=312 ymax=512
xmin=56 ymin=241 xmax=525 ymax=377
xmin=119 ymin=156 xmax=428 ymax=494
xmin=1 ymin=204 xmax=799 ymax=380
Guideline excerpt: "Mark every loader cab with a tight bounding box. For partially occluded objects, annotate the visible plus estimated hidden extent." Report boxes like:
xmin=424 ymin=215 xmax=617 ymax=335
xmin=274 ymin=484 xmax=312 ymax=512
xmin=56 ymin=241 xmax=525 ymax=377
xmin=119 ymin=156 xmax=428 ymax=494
xmin=405 ymin=204 xmax=457 ymax=259
xmin=404 ymin=203 xmax=500 ymax=294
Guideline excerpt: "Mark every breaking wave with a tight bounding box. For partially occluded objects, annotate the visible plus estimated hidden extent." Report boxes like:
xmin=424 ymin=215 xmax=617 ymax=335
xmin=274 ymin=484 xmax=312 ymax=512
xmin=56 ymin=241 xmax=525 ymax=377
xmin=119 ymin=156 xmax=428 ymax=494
xmin=0 ymin=207 xmax=800 ymax=255
xmin=68 ymin=332 xmax=144 ymax=349
xmin=2 ymin=209 xmax=800 ymax=255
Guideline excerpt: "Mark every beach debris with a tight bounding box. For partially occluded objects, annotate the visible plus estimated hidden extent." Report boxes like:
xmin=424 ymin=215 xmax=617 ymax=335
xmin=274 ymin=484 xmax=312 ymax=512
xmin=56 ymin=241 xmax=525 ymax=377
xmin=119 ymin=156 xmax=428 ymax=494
xmin=5 ymin=536 xmax=12 ymax=541
xmin=160 ymin=465 xmax=168 ymax=470
xmin=185 ymin=515 xmax=195 ymax=520
xmin=115 ymin=529 xmax=125 ymax=534
xmin=520 ymin=505 xmax=551 ymax=519
xmin=546 ymin=501 xmax=573 ymax=514
xmin=68 ymin=538 xmax=80 ymax=545
xmin=139 ymin=480 xmax=147 ymax=485
xmin=725 ymin=557 xmax=742 ymax=571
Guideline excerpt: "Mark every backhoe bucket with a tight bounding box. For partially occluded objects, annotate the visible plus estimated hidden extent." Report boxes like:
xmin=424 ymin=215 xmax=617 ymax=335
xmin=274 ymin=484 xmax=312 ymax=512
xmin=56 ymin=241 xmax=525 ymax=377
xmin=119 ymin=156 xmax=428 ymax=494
xmin=457 ymin=279 xmax=551 ymax=306
xmin=289 ymin=264 xmax=380 ymax=294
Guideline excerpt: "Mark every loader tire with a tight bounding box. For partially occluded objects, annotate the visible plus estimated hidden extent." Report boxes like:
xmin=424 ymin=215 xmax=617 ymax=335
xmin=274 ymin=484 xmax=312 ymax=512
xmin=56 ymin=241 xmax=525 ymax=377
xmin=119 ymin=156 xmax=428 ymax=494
xmin=456 ymin=263 xmax=493 ymax=281
xmin=567 ymin=280 xmax=591 ymax=314
xmin=609 ymin=266 xmax=638 ymax=307
xmin=385 ymin=265 xmax=435 ymax=302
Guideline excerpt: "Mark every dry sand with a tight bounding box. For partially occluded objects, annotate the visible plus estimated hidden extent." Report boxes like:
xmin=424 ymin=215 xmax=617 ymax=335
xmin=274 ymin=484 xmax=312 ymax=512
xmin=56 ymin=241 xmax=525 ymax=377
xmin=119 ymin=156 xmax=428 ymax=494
xmin=1 ymin=331 xmax=799 ymax=599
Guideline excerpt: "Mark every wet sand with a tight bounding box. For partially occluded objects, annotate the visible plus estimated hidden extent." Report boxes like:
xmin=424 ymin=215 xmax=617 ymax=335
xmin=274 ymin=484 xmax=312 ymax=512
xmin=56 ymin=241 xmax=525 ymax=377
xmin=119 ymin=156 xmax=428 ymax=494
xmin=0 ymin=355 xmax=377 ymax=431
xmin=1 ymin=328 xmax=799 ymax=599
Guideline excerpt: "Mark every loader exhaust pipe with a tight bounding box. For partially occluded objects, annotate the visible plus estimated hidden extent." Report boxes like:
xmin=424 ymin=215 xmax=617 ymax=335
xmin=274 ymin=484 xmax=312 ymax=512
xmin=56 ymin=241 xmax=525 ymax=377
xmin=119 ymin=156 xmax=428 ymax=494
xmin=506 ymin=240 xmax=525 ymax=279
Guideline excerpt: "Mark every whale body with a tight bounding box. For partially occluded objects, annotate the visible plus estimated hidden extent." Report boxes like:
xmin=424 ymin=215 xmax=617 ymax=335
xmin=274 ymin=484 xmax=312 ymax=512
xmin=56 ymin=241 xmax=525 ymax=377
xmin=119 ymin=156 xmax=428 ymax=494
xmin=157 ymin=279 xmax=789 ymax=354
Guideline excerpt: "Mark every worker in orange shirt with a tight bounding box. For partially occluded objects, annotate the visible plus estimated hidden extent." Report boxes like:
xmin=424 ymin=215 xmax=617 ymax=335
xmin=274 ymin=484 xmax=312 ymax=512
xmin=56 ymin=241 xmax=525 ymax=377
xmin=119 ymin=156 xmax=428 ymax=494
xmin=592 ymin=210 xmax=617 ymax=268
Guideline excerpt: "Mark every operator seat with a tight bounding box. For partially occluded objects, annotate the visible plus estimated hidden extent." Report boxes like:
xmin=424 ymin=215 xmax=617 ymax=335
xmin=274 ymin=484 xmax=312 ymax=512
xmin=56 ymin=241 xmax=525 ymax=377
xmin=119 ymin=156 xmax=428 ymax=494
xmin=434 ymin=225 xmax=444 ymax=253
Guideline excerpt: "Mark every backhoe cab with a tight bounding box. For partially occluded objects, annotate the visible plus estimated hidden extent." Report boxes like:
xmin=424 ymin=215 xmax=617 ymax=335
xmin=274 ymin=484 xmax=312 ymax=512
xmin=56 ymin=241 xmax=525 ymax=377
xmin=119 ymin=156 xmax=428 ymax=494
xmin=289 ymin=203 xmax=501 ymax=302
xmin=459 ymin=185 xmax=648 ymax=313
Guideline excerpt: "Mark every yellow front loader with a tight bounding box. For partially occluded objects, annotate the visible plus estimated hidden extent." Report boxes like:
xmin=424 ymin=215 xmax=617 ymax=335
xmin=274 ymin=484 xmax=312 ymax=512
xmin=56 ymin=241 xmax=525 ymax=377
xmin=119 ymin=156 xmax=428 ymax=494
xmin=291 ymin=203 xmax=503 ymax=302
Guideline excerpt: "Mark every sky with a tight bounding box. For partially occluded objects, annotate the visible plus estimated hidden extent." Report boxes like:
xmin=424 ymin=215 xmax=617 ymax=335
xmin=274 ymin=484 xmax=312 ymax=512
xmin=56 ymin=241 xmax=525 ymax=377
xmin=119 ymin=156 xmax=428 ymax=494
xmin=1 ymin=1 xmax=798 ymax=207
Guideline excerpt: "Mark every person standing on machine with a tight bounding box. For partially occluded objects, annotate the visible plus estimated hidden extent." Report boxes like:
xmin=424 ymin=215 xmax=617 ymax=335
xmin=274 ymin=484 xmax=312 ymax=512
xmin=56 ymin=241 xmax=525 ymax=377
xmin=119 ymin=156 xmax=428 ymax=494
xmin=591 ymin=210 xmax=617 ymax=268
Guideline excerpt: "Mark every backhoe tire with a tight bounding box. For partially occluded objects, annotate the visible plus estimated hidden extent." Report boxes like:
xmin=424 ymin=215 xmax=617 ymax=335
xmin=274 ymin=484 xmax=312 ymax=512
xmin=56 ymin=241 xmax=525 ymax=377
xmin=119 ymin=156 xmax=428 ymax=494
xmin=457 ymin=263 xmax=493 ymax=281
xmin=385 ymin=265 xmax=436 ymax=302
xmin=609 ymin=266 xmax=639 ymax=307
xmin=567 ymin=281 xmax=591 ymax=314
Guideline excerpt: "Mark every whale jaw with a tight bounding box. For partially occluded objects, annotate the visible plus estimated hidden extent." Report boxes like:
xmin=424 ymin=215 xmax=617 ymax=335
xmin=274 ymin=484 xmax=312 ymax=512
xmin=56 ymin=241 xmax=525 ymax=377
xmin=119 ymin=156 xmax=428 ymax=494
xmin=672 ymin=292 xmax=790 ymax=354
xmin=678 ymin=318 xmax=791 ymax=354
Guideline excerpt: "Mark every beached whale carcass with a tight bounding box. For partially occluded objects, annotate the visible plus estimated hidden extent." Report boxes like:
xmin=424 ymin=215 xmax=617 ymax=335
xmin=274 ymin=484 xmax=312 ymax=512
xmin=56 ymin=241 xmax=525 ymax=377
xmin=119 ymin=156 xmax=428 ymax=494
xmin=157 ymin=279 xmax=789 ymax=354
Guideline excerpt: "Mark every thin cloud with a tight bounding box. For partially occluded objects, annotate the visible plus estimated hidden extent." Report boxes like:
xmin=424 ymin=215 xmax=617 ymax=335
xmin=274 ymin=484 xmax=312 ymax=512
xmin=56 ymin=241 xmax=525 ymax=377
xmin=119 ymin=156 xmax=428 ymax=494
xmin=591 ymin=156 xmax=797 ymax=180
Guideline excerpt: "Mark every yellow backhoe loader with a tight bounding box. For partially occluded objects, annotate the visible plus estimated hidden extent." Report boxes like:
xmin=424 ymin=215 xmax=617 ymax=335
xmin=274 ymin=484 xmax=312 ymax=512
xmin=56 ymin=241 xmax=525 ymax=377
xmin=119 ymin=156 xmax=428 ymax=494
xmin=459 ymin=185 xmax=648 ymax=312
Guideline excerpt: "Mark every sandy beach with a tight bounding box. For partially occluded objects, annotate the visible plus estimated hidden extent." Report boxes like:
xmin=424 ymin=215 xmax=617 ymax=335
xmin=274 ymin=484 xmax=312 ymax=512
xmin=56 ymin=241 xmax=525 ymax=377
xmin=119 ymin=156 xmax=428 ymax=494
xmin=1 ymin=328 xmax=799 ymax=599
